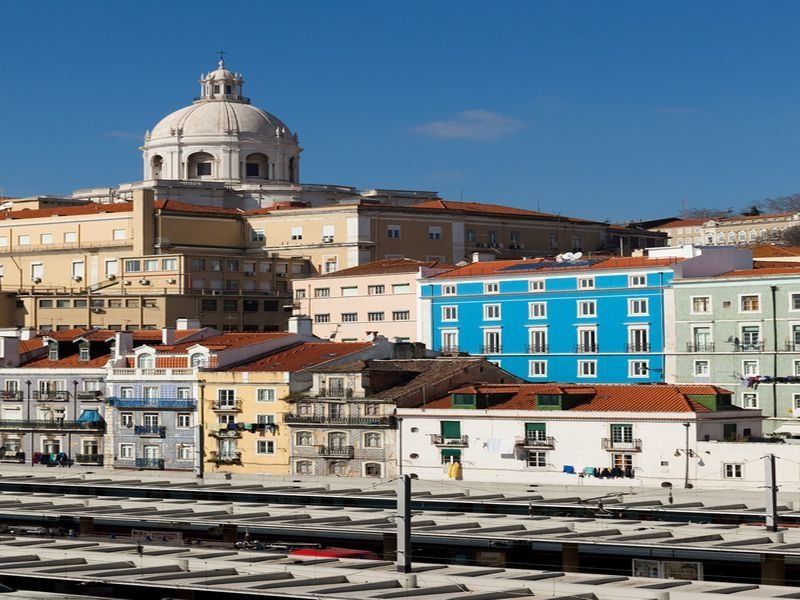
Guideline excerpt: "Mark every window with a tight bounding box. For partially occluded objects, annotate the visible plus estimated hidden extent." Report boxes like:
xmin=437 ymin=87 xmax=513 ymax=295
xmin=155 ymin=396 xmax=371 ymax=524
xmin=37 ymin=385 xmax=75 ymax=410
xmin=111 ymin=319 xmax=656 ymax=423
xmin=577 ymin=277 xmax=594 ymax=289
xmin=482 ymin=330 xmax=502 ymax=354
xmin=466 ymin=228 xmax=477 ymax=242
xmin=724 ymin=463 xmax=743 ymax=479
xmin=529 ymin=360 xmax=547 ymax=378
xmin=18 ymin=235 xmax=30 ymax=245
xmin=367 ymin=285 xmax=385 ymax=295
xmin=792 ymin=293 xmax=800 ymax=312
xmin=71 ymin=261 xmax=85 ymax=280
xmin=256 ymin=389 xmax=275 ymax=403
xmin=629 ymin=360 xmax=648 ymax=378
xmin=290 ymin=227 xmax=303 ymax=240
xmin=740 ymin=294 xmax=760 ymax=312
xmin=143 ymin=259 xmax=158 ymax=272
xmin=577 ymin=300 xmax=596 ymax=317
xmin=112 ymin=229 xmax=126 ymax=241
xmin=578 ymin=327 xmax=597 ymax=352
xmin=529 ymin=302 xmax=546 ymax=319
xmin=119 ymin=443 xmax=134 ymax=459
xmin=0 ymin=237 xmax=7 ymax=247
xmin=323 ymin=257 xmax=337 ymax=274
xmin=295 ymin=460 xmax=313 ymax=474
xmin=578 ymin=360 xmax=597 ymax=377
xmin=692 ymin=296 xmax=711 ymax=314
xmin=527 ymin=451 xmax=547 ymax=468
xmin=251 ymin=228 xmax=265 ymax=243
xmin=314 ymin=288 xmax=330 ymax=298
xmin=162 ymin=258 xmax=178 ymax=271
xmin=40 ymin=233 xmax=53 ymax=245
xmin=628 ymin=327 xmax=649 ymax=352
xmin=428 ymin=226 xmax=442 ymax=240
xmin=612 ymin=453 xmax=633 ymax=470
xmin=629 ymin=274 xmax=647 ymax=287
xmin=226 ymin=260 xmax=239 ymax=273
xmin=529 ymin=279 xmax=545 ymax=292
xmin=314 ymin=314 xmax=330 ymax=323
xmin=256 ymin=440 xmax=275 ymax=454
xmin=794 ymin=393 xmax=800 ymax=410
xmin=442 ymin=285 xmax=456 ymax=296
xmin=367 ymin=312 xmax=384 ymax=321
xmin=528 ymin=327 xmax=548 ymax=353
xmin=742 ymin=360 xmax=759 ymax=376
xmin=628 ymin=298 xmax=648 ymax=316
xmin=124 ymin=259 xmax=141 ymax=272
xmin=120 ymin=413 xmax=134 ymax=428
xmin=441 ymin=330 xmax=459 ymax=352
xmin=177 ymin=444 xmax=193 ymax=460
xmin=339 ymin=312 xmax=357 ymax=323
xmin=31 ymin=263 xmax=43 ymax=281
xmin=364 ymin=432 xmax=382 ymax=448
xmin=364 ymin=462 xmax=382 ymax=477
xmin=483 ymin=304 xmax=501 ymax=320
xmin=296 ymin=431 xmax=313 ymax=446
xmin=393 ymin=311 xmax=410 ymax=321
xmin=484 ymin=282 xmax=499 ymax=294
xmin=694 ymin=360 xmax=710 ymax=376
xmin=341 ymin=286 xmax=358 ymax=297
xmin=392 ymin=283 xmax=411 ymax=294
xmin=79 ymin=343 xmax=90 ymax=362
xmin=441 ymin=306 xmax=458 ymax=321
xmin=740 ymin=325 xmax=761 ymax=351
xmin=387 ymin=225 xmax=401 ymax=239
xmin=177 ymin=413 xmax=191 ymax=428
xmin=548 ymin=233 xmax=558 ymax=248
xmin=137 ymin=353 xmax=155 ymax=368
xmin=742 ymin=393 xmax=758 ymax=409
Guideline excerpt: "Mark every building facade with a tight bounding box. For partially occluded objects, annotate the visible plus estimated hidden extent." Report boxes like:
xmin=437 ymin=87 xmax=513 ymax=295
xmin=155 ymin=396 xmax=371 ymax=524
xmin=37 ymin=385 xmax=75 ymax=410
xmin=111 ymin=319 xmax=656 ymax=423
xmin=419 ymin=248 xmax=752 ymax=382
xmin=651 ymin=212 xmax=800 ymax=247
xmin=397 ymin=383 xmax=763 ymax=486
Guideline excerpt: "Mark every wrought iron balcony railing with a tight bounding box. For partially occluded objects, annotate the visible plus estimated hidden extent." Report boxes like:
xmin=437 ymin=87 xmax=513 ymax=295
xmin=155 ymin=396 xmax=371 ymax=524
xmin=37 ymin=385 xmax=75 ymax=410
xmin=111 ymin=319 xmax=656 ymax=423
xmin=32 ymin=390 xmax=70 ymax=401
xmin=625 ymin=343 xmax=651 ymax=353
xmin=431 ymin=434 xmax=469 ymax=447
xmin=209 ymin=451 xmax=242 ymax=464
xmin=108 ymin=397 xmax=196 ymax=409
xmin=0 ymin=391 xmax=22 ymax=401
xmin=75 ymin=454 xmax=103 ymax=465
xmin=575 ymin=344 xmax=599 ymax=353
xmin=283 ymin=414 xmax=395 ymax=427
xmin=601 ymin=438 xmax=642 ymax=452
xmin=526 ymin=344 xmax=549 ymax=354
xmin=480 ymin=345 xmax=502 ymax=354
xmin=515 ymin=435 xmax=555 ymax=448
xmin=133 ymin=425 xmax=167 ymax=438
xmin=134 ymin=458 xmax=165 ymax=469
xmin=318 ymin=387 xmax=353 ymax=399
xmin=686 ymin=342 xmax=715 ymax=352
xmin=0 ymin=419 xmax=103 ymax=431
xmin=212 ymin=399 xmax=243 ymax=411
xmin=733 ymin=341 xmax=764 ymax=352
xmin=317 ymin=445 xmax=355 ymax=458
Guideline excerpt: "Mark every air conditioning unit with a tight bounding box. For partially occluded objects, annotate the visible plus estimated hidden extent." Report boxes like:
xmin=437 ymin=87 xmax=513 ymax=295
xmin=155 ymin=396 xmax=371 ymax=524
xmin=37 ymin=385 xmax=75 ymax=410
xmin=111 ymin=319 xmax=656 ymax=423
xmin=322 ymin=236 xmax=334 ymax=243
xmin=138 ymin=278 xmax=150 ymax=285
xmin=123 ymin=279 xmax=132 ymax=286
xmin=166 ymin=278 xmax=177 ymax=284
xmin=32 ymin=277 xmax=41 ymax=284
xmin=277 ymin=272 xmax=288 ymax=277
xmin=106 ymin=274 xmax=117 ymax=280
xmin=72 ymin=276 xmax=82 ymax=282
xmin=244 ymin=271 xmax=256 ymax=277
xmin=91 ymin=307 xmax=103 ymax=314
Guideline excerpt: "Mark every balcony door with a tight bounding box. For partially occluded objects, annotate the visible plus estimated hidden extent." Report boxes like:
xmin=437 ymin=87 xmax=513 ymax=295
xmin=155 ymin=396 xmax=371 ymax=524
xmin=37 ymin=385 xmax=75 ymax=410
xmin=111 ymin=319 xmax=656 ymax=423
xmin=693 ymin=326 xmax=711 ymax=348
xmin=578 ymin=328 xmax=597 ymax=352
xmin=741 ymin=326 xmax=760 ymax=350
xmin=328 ymin=432 xmax=347 ymax=449
xmin=143 ymin=445 xmax=160 ymax=459
xmin=628 ymin=328 xmax=649 ymax=352
xmin=610 ymin=423 xmax=633 ymax=444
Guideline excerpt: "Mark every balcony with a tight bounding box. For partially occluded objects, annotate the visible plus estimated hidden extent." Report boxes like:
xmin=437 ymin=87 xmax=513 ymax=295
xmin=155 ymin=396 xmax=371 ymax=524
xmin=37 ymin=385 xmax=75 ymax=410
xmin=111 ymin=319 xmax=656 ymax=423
xmin=76 ymin=391 xmax=103 ymax=401
xmin=734 ymin=341 xmax=764 ymax=352
xmin=0 ymin=419 xmax=103 ymax=432
xmin=440 ymin=345 xmax=460 ymax=354
xmin=526 ymin=345 xmax=549 ymax=354
xmin=786 ymin=342 xmax=800 ymax=352
xmin=32 ymin=391 xmax=70 ymax=402
xmin=516 ymin=435 xmax=555 ymax=449
xmin=602 ymin=438 xmax=642 ymax=452
xmin=212 ymin=399 xmax=243 ymax=411
xmin=480 ymin=346 xmax=502 ymax=354
xmin=108 ymin=397 xmax=196 ymax=410
xmin=75 ymin=454 xmax=103 ymax=466
xmin=686 ymin=342 xmax=715 ymax=352
xmin=319 ymin=387 xmax=353 ymax=399
xmin=110 ymin=368 xmax=195 ymax=379
xmin=575 ymin=344 xmax=599 ymax=353
xmin=134 ymin=425 xmax=166 ymax=438
xmin=283 ymin=414 xmax=396 ymax=427
xmin=0 ymin=391 xmax=22 ymax=402
xmin=209 ymin=451 xmax=242 ymax=465
xmin=317 ymin=445 xmax=355 ymax=458
xmin=431 ymin=434 xmax=469 ymax=447
xmin=211 ymin=428 xmax=242 ymax=439
xmin=135 ymin=458 xmax=165 ymax=470
xmin=625 ymin=343 xmax=651 ymax=353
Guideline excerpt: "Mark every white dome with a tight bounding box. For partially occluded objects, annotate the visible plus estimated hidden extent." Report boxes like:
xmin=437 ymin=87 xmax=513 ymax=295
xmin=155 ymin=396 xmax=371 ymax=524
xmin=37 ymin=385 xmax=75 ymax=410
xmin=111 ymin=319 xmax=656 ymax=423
xmin=149 ymin=101 xmax=290 ymax=140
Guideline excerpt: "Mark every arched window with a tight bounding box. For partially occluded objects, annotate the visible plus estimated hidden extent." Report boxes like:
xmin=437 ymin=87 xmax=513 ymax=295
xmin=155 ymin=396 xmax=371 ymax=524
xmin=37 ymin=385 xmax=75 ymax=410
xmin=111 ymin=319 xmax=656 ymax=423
xmin=187 ymin=152 xmax=215 ymax=179
xmin=295 ymin=431 xmax=313 ymax=446
xmin=364 ymin=432 xmax=382 ymax=448
xmin=288 ymin=157 xmax=296 ymax=182
xmin=47 ymin=341 xmax=59 ymax=362
xmin=295 ymin=460 xmax=312 ymax=475
xmin=329 ymin=461 xmax=348 ymax=476
xmin=189 ymin=353 xmax=205 ymax=368
xmin=137 ymin=353 xmax=155 ymax=368
xmin=728 ymin=232 xmax=736 ymax=243
xmin=245 ymin=153 xmax=269 ymax=179
xmin=328 ymin=432 xmax=347 ymax=448
xmin=364 ymin=463 xmax=382 ymax=477
xmin=717 ymin=232 xmax=725 ymax=243
xmin=748 ymin=230 xmax=757 ymax=242
xmin=150 ymin=155 xmax=163 ymax=179
xmin=738 ymin=231 xmax=746 ymax=242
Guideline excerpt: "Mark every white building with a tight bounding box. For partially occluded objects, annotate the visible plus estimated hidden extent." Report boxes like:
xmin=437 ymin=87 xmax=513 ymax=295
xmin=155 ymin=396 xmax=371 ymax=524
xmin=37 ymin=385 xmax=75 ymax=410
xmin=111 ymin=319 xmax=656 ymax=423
xmin=397 ymin=383 xmax=766 ymax=488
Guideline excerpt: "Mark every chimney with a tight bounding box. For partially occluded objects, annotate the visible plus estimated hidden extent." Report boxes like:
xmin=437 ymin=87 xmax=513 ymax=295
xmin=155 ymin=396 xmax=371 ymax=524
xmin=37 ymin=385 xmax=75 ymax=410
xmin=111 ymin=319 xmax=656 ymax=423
xmin=0 ymin=337 xmax=20 ymax=367
xmin=472 ymin=251 xmax=495 ymax=263
xmin=176 ymin=318 xmax=201 ymax=330
xmin=18 ymin=328 xmax=35 ymax=341
xmin=162 ymin=327 xmax=176 ymax=345
xmin=114 ymin=331 xmax=133 ymax=360
xmin=287 ymin=315 xmax=313 ymax=337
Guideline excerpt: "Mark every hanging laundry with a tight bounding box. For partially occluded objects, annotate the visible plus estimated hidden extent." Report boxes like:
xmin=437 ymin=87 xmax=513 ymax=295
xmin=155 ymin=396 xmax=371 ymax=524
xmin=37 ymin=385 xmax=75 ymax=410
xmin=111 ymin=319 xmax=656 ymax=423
xmin=563 ymin=465 xmax=575 ymax=474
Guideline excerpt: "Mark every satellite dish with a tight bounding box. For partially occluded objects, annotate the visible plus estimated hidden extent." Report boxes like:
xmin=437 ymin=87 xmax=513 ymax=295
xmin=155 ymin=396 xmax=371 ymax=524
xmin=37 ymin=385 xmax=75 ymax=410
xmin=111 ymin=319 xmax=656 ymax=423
xmin=562 ymin=252 xmax=575 ymax=261
xmin=555 ymin=254 xmax=564 ymax=263
xmin=573 ymin=251 xmax=583 ymax=260
xmin=0 ymin=202 xmax=13 ymax=211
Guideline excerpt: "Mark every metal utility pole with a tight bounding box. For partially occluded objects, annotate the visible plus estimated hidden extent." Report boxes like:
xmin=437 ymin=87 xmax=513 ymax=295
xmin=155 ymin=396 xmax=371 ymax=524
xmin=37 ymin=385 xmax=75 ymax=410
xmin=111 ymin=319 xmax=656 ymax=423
xmin=765 ymin=454 xmax=778 ymax=532
xmin=683 ymin=422 xmax=690 ymax=489
xmin=396 ymin=475 xmax=412 ymax=573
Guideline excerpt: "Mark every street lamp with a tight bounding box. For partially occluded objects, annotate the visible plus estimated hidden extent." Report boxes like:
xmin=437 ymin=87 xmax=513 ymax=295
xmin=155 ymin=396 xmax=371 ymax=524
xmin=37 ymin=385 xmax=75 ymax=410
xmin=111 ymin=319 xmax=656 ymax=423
xmin=674 ymin=422 xmax=694 ymax=489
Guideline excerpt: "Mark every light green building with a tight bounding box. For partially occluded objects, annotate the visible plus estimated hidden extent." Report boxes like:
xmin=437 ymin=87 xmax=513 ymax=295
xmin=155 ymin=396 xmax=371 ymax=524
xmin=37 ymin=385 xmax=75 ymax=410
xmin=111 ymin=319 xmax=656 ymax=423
xmin=672 ymin=266 xmax=800 ymax=432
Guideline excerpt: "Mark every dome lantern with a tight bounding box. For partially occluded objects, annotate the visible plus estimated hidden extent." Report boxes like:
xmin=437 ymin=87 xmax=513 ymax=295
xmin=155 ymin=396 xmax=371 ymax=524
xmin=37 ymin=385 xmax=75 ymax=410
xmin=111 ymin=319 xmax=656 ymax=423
xmin=198 ymin=55 xmax=247 ymax=104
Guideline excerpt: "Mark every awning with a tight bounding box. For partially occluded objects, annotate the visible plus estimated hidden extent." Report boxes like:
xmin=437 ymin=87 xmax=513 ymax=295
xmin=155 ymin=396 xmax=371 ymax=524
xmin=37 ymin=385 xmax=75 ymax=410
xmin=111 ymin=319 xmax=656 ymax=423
xmin=774 ymin=423 xmax=800 ymax=437
xmin=76 ymin=410 xmax=102 ymax=423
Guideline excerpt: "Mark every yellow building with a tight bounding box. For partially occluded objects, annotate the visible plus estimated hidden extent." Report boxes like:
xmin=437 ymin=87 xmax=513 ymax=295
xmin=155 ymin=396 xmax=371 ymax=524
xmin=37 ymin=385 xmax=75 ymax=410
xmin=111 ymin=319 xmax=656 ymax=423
xmin=199 ymin=340 xmax=379 ymax=475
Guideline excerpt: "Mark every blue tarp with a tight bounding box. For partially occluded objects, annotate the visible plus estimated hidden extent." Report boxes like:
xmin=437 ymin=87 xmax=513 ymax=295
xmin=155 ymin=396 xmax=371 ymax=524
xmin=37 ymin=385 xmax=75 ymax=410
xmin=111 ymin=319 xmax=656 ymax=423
xmin=76 ymin=410 xmax=102 ymax=423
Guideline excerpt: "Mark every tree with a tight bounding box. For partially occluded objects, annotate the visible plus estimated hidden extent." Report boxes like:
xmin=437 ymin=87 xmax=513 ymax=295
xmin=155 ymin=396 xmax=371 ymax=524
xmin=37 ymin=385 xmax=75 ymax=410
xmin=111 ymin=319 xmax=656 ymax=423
xmin=741 ymin=205 xmax=762 ymax=217
xmin=754 ymin=193 xmax=800 ymax=214
xmin=679 ymin=207 xmax=731 ymax=220
xmin=780 ymin=225 xmax=800 ymax=246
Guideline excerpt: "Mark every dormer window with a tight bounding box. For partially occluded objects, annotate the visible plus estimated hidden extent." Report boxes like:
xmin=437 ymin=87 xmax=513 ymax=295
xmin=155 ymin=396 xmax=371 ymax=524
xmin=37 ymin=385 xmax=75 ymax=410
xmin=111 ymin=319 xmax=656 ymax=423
xmin=47 ymin=341 xmax=59 ymax=361
xmin=190 ymin=353 xmax=205 ymax=368
xmin=137 ymin=353 xmax=155 ymax=369
xmin=78 ymin=342 xmax=90 ymax=362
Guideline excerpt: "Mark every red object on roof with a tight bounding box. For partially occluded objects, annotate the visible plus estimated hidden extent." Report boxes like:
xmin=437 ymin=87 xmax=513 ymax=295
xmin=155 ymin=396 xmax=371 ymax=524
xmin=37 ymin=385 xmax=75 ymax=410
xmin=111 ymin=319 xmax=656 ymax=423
xmin=153 ymin=332 xmax=292 ymax=352
xmin=288 ymin=547 xmax=381 ymax=560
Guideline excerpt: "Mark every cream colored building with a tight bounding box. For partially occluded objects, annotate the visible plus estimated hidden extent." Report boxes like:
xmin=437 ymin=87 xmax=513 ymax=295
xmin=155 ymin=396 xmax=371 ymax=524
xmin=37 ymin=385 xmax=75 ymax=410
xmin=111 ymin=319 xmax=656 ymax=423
xmin=292 ymin=258 xmax=449 ymax=343
xmin=651 ymin=212 xmax=800 ymax=247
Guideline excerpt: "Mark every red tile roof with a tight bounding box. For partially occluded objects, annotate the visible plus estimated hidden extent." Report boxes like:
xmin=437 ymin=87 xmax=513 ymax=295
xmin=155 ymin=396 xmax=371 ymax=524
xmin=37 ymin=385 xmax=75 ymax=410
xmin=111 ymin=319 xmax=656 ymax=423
xmin=154 ymin=199 xmax=246 ymax=217
xmin=400 ymin=199 xmax=598 ymax=224
xmin=231 ymin=342 xmax=373 ymax=372
xmin=320 ymin=258 xmax=452 ymax=278
xmin=656 ymin=218 xmax=708 ymax=229
xmin=0 ymin=202 xmax=132 ymax=221
xmin=752 ymin=245 xmax=800 ymax=258
xmin=715 ymin=266 xmax=800 ymax=278
xmin=428 ymin=383 xmax=734 ymax=413
xmin=21 ymin=353 xmax=112 ymax=369
xmin=432 ymin=256 xmax=680 ymax=279
xmin=152 ymin=332 xmax=292 ymax=352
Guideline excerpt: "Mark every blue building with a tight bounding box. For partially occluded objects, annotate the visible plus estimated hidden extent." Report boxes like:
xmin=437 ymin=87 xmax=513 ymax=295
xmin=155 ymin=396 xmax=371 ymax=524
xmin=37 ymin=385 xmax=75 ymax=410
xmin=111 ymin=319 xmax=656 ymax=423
xmin=419 ymin=249 xmax=751 ymax=382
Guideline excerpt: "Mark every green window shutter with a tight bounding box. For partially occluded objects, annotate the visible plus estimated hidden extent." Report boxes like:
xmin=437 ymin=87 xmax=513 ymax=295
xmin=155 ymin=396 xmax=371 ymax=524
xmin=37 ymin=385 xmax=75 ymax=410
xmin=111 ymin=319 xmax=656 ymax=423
xmin=440 ymin=421 xmax=461 ymax=437
xmin=441 ymin=449 xmax=462 ymax=460
xmin=525 ymin=423 xmax=545 ymax=433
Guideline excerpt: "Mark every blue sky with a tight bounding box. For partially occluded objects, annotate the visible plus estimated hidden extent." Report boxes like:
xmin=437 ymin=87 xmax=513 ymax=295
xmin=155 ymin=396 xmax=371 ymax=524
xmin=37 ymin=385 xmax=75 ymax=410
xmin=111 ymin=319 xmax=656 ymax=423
xmin=3 ymin=1 xmax=800 ymax=221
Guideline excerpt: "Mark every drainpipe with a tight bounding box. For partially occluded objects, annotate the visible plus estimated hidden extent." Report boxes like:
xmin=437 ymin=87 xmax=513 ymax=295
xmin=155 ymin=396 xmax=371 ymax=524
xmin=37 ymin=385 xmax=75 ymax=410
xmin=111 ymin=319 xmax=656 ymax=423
xmin=196 ymin=380 xmax=206 ymax=479
xmin=771 ymin=285 xmax=778 ymax=419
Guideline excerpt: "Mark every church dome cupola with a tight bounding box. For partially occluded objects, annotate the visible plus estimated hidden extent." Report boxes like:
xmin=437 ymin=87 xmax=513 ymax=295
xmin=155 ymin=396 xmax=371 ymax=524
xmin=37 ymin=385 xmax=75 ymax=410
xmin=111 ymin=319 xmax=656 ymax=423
xmin=198 ymin=56 xmax=247 ymax=103
xmin=142 ymin=56 xmax=302 ymax=185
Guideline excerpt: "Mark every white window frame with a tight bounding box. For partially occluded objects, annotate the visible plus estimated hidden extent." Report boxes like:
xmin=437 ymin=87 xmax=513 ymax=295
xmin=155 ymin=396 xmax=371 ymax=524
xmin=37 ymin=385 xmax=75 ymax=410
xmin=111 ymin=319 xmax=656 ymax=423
xmin=628 ymin=298 xmax=649 ymax=316
xmin=119 ymin=443 xmax=134 ymax=459
xmin=789 ymin=292 xmax=800 ymax=312
xmin=693 ymin=360 xmax=710 ymax=377
xmin=742 ymin=360 xmax=759 ymax=376
xmin=690 ymin=295 xmax=712 ymax=315
xmin=628 ymin=274 xmax=647 ymax=288
xmin=628 ymin=360 xmax=649 ymax=378
xmin=440 ymin=329 xmax=459 ymax=351
xmin=256 ymin=440 xmax=275 ymax=454
xmin=428 ymin=226 xmax=442 ymax=240
xmin=793 ymin=393 xmax=800 ymax=410
xmin=739 ymin=293 xmax=761 ymax=314
xmin=529 ymin=302 xmax=547 ymax=319
xmin=528 ymin=279 xmax=545 ymax=292
xmin=441 ymin=284 xmax=456 ymax=296
xmin=577 ymin=300 xmax=597 ymax=318
xmin=742 ymin=392 xmax=759 ymax=409
xmin=577 ymin=277 xmax=595 ymax=289
xmin=112 ymin=229 xmax=126 ymax=241
xmin=387 ymin=225 xmax=401 ymax=239
xmin=484 ymin=282 xmax=499 ymax=294
xmin=723 ymin=463 xmax=744 ymax=479
xmin=482 ymin=329 xmax=502 ymax=354
xmin=577 ymin=360 xmax=597 ymax=378
xmin=527 ymin=450 xmax=547 ymax=468
xmin=441 ymin=305 xmax=458 ymax=322
xmin=528 ymin=360 xmax=547 ymax=378
xmin=483 ymin=304 xmax=501 ymax=320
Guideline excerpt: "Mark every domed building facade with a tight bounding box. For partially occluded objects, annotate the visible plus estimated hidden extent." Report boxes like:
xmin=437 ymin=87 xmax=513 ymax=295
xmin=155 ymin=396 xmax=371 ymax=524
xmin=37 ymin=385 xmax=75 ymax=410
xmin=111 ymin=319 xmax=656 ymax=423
xmin=142 ymin=59 xmax=302 ymax=185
